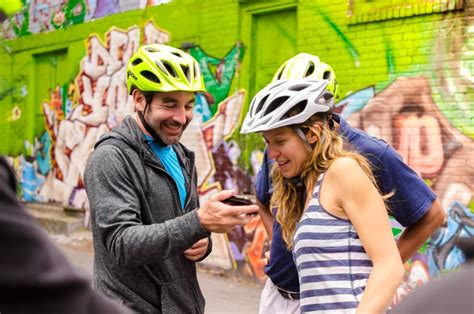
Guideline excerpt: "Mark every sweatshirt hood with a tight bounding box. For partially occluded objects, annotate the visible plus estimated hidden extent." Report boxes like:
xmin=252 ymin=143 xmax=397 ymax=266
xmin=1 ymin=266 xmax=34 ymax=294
xmin=95 ymin=116 xmax=146 ymax=153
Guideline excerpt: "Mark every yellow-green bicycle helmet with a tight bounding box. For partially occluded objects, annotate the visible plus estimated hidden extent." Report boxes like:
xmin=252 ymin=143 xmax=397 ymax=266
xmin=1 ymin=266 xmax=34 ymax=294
xmin=126 ymin=44 xmax=206 ymax=94
xmin=273 ymin=53 xmax=339 ymax=98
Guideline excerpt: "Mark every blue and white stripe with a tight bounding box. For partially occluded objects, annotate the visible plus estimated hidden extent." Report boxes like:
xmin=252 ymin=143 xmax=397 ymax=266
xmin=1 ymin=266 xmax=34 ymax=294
xmin=293 ymin=173 xmax=372 ymax=313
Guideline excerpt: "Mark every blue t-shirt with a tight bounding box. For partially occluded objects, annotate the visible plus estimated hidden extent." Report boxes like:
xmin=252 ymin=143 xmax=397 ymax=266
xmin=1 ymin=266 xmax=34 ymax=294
xmin=255 ymin=113 xmax=436 ymax=293
xmin=145 ymin=135 xmax=187 ymax=209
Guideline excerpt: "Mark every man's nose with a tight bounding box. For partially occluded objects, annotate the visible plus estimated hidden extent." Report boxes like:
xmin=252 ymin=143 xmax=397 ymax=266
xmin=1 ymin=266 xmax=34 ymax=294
xmin=172 ymin=106 xmax=187 ymax=125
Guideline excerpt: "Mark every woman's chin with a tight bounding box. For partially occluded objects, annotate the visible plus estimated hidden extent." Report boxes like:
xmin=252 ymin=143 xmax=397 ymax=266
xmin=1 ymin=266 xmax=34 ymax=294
xmin=281 ymin=171 xmax=295 ymax=178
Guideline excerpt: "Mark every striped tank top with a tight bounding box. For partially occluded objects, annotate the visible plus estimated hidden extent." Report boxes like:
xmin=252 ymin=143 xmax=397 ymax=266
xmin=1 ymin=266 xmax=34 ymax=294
xmin=293 ymin=172 xmax=373 ymax=313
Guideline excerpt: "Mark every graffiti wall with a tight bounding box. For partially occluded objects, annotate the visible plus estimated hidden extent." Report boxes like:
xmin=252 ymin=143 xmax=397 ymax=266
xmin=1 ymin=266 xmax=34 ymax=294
xmin=11 ymin=22 xmax=166 ymax=208
xmin=1 ymin=0 xmax=173 ymax=39
xmin=0 ymin=0 xmax=473 ymax=293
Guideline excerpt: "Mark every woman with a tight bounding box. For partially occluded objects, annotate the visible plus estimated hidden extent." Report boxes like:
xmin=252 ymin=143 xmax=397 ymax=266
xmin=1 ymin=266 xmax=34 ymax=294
xmin=241 ymin=79 xmax=404 ymax=313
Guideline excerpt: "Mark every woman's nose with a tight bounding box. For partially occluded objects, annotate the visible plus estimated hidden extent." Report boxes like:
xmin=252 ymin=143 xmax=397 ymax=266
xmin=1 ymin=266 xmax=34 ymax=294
xmin=267 ymin=146 xmax=279 ymax=160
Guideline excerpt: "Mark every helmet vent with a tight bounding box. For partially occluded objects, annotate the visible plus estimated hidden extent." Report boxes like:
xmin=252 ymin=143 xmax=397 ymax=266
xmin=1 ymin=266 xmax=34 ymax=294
xmin=282 ymin=100 xmax=307 ymax=119
xmin=255 ymin=94 xmax=269 ymax=115
xmin=288 ymin=84 xmax=309 ymax=92
xmin=155 ymin=61 xmax=168 ymax=75
xmin=275 ymin=69 xmax=283 ymax=80
xmin=315 ymin=91 xmax=334 ymax=105
xmin=181 ymin=64 xmax=191 ymax=82
xmin=269 ymin=80 xmax=286 ymax=90
xmin=163 ymin=61 xmax=178 ymax=78
xmin=264 ymin=96 xmax=289 ymax=116
xmin=132 ymin=58 xmax=143 ymax=66
xmin=145 ymin=47 xmax=159 ymax=53
xmin=305 ymin=63 xmax=315 ymax=77
xmin=140 ymin=70 xmax=161 ymax=84
xmin=259 ymin=115 xmax=271 ymax=125
xmin=322 ymin=91 xmax=334 ymax=101
xmin=171 ymin=52 xmax=182 ymax=57
xmin=323 ymin=71 xmax=331 ymax=80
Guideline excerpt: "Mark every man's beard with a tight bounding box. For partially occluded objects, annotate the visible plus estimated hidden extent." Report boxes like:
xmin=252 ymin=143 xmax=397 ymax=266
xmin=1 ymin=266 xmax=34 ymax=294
xmin=145 ymin=117 xmax=189 ymax=146
xmin=160 ymin=132 xmax=181 ymax=146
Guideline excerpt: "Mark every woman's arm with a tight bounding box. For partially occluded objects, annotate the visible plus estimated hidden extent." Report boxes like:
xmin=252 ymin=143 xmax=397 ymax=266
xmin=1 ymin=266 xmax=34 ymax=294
xmin=328 ymin=157 xmax=405 ymax=314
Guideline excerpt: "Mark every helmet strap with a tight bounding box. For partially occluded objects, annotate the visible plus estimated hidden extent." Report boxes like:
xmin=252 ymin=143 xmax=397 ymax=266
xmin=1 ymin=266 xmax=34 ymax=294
xmin=284 ymin=126 xmax=311 ymax=188
xmin=137 ymin=100 xmax=166 ymax=146
xmin=293 ymin=127 xmax=312 ymax=152
xmin=328 ymin=117 xmax=335 ymax=130
xmin=282 ymin=174 xmax=307 ymax=210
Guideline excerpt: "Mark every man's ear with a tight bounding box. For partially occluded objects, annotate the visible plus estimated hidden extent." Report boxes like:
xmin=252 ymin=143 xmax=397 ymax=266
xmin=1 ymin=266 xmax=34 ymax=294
xmin=133 ymin=90 xmax=147 ymax=112
xmin=306 ymin=125 xmax=321 ymax=144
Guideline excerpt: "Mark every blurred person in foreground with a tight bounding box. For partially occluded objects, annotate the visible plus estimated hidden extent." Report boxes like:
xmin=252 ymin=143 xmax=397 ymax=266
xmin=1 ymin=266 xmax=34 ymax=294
xmin=393 ymin=236 xmax=474 ymax=313
xmin=0 ymin=156 xmax=124 ymax=314
xmin=84 ymin=44 xmax=258 ymax=313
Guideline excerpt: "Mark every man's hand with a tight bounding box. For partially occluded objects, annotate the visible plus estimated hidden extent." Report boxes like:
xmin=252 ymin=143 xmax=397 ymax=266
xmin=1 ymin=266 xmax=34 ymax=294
xmin=197 ymin=190 xmax=259 ymax=233
xmin=184 ymin=238 xmax=209 ymax=261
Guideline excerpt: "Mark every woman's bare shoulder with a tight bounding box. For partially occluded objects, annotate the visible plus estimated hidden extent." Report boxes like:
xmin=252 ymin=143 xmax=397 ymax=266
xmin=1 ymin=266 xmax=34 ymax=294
xmin=326 ymin=157 xmax=371 ymax=189
xmin=327 ymin=156 xmax=364 ymax=175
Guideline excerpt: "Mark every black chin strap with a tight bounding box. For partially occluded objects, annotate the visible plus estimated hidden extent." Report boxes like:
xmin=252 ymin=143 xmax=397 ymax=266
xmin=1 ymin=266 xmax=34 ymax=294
xmin=283 ymin=177 xmax=304 ymax=188
xmin=283 ymin=177 xmax=307 ymax=209
xmin=137 ymin=108 xmax=166 ymax=146
xmin=328 ymin=116 xmax=335 ymax=130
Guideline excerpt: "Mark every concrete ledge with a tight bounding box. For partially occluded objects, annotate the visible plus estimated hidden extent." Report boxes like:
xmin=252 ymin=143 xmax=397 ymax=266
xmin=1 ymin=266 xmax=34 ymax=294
xmin=24 ymin=202 xmax=84 ymax=235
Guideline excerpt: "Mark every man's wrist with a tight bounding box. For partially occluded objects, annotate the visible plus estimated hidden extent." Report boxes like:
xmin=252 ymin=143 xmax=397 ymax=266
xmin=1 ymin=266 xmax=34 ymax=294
xmin=195 ymin=208 xmax=207 ymax=231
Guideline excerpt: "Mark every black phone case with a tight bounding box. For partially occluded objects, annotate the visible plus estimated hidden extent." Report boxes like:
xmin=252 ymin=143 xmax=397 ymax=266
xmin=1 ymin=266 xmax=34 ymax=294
xmin=222 ymin=195 xmax=254 ymax=206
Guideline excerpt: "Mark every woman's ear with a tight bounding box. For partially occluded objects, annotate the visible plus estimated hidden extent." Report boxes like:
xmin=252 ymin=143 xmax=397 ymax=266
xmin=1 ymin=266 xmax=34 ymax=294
xmin=133 ymin=90 xmax=147 ymax=112
xmin=306 ymin=125 xmax=321 ymax=144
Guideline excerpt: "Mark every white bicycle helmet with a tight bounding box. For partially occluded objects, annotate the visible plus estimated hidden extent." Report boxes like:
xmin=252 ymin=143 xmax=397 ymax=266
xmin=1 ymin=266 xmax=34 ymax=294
xmin=240 ymin=79 xmax=334 ymax=134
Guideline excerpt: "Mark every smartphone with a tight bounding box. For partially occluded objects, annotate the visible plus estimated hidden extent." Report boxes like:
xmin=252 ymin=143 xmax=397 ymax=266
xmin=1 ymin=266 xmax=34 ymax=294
xmin=222 ymin=195 xmax=258 ymax=216
xmin=222 ymin=195 xmax=254 ymax=206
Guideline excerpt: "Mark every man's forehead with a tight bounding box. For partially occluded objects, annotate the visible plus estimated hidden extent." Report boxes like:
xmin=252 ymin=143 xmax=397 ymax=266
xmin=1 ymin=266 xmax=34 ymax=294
xmin=155 ymin=91 xmax=195 ymax=101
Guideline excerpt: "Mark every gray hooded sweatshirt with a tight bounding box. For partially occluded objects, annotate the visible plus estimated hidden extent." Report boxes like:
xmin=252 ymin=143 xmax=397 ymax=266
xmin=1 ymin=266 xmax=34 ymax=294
xmin=84 ymin=116 xmax=211 ymax=313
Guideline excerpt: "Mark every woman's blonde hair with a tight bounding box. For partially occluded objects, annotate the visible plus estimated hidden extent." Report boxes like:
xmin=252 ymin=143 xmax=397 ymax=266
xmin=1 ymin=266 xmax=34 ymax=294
xmin=271 ymin=114 xmax=390 ymax=249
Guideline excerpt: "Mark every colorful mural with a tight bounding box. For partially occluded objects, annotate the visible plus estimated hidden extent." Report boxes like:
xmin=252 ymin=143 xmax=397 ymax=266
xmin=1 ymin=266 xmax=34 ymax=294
xmin=1 ymin=0 xmax=173 ymax=39
xmin=7 ymin=22 xmax=166 ymax=217
xmin=188 ymin=42 xmax=245 ymax=117
xmin=2 ymin=0 xmax=87 ymax=38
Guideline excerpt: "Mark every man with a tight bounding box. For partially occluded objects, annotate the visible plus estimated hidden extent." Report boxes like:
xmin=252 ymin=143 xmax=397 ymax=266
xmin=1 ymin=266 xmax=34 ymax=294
xmin=84 ymin=44 xmax=258 ymax=313
xmin=0 ymin=157 xmax=124 ymax=313
xmin=254 ymin=53 xmax=446 ymax=313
